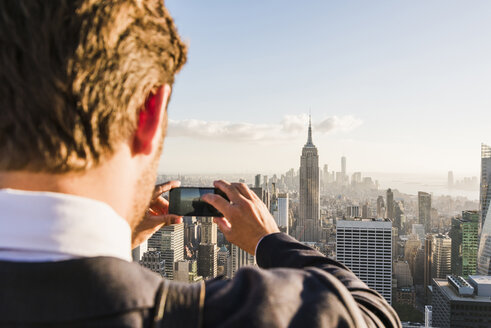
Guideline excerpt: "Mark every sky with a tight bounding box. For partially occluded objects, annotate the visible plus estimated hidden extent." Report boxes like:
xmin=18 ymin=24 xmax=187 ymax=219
xmin=159 ymin=0 xmax=491 ymax=178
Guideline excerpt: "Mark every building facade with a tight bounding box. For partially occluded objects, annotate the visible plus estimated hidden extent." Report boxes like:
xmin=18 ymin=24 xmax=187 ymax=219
xmin=231 ymin=243 xmax=254 ymax=277
xmin=198 ymin=243 xmax=218 ymax=279
xmin=147 ymin=228 xmax=162 ymax=251
xmin=346 ymin=205 xmax=360 ymax=218
xmin=424 ymin=234 xmax=433 ymax=298
xmin=450 ymin=211 xmax=479 ymax=277
xmin=394 ymin=201 xmax=404 ymax=232
xmin=174 ymin=260 xmax=201 ymax=283
xmin=376 ymin=196 xmax=385 ymax=219
xmin=432 ymin=234 xmax=452 ymax=279
xmin=394 ymin=261 xmax=413 ymax=287
xmin=140 ymin=251 xmax=164 ymax=276
xmin=386 ymin=188 xmax=394 ymax=220
xmin=275 ymin=193 xmax=289 ymax=233
xmin=217 ymin=245 xmax=231 ymax=278
xmin=298 ymin=117 xmax=320 ymax=242
xmin=197 ymin=217 xmax=218 ymax=279
xmin=418 ymin=192 xmax=432 ymax=233
xmin=480 ymin=143 xmax=491 ymax=228
xmin=336 ymin=219 xmax=393 ymax=304
xmin=477 ymin=209 xmax=491 ymax=275
xmin=161 ymin=224 xmax=184 ymax=280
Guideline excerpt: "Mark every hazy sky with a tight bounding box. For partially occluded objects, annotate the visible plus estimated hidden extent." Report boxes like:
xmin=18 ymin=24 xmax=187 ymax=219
xmin=159 ymin=0 xmax=491 ymax=177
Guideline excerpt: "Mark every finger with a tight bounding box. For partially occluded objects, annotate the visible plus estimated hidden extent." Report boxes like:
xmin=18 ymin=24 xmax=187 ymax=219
xmin=201 ymin=193 xmax=231 ymax=216
xmin=231 ymin=182 xmax=254 ymax=200
xmin=146 ymin=214 xmax=183 ymax=225
xmin=149 ymin=197 xmax=169 ymax=215
xmin=147 ymin=208 xmax=159 ymax=216
xmin=214 ymin=180 xmax=244 ymax=203
xmin=213 ymin=217 xmax=232 ymax=235
xmin=152 ymin=180 xmax=181 ymax=199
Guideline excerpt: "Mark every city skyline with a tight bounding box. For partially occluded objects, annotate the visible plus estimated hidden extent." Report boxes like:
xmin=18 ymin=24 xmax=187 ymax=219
xmin=159 ymin=0 xmax=491 ymax=176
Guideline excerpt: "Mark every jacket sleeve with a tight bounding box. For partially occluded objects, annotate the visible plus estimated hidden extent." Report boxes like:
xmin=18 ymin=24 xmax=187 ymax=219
xmin=203 ymin=233 xmax=401 ymax=328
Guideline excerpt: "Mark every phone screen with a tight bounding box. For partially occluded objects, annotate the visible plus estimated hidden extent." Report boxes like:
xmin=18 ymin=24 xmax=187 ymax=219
xmin=168 ymin=187 xmax=228 ymax=217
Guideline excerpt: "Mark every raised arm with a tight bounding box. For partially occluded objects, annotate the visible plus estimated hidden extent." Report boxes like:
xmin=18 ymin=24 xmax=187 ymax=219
xmin=202 ymin=181 xmax=401 ymax=328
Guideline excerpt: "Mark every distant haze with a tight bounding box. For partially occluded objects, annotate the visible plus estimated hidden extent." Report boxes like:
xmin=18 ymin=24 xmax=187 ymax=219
xmin=159 ymin=0 xmax=490 ymax=179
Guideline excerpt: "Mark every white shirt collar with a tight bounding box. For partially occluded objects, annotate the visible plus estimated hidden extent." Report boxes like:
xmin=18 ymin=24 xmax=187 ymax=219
xmin=0 ymin=189 xmax=132 ymax=262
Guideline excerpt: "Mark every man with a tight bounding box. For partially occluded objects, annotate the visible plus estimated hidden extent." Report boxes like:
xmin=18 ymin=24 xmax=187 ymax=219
xmin=0 ymin=1 xmax=400 ymax=327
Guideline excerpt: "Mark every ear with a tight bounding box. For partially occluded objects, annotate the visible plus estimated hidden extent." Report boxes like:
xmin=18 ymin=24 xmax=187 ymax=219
xmin=132 ymin=84 xmax=171 ymax=155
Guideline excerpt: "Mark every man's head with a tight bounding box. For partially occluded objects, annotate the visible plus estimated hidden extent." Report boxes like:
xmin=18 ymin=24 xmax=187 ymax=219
xmin=0 ymin=0 xmax=186 ymax=172
xmin=0 ymin=0 xmax=187 ymax=225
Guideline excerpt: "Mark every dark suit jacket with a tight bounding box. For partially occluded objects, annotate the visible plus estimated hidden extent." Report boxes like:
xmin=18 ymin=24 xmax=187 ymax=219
xmin=0 ymin=233 xmax=401 ymax=327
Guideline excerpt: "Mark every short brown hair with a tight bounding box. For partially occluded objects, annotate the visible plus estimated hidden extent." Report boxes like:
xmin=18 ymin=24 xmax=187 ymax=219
xmin=0 ymin=0 xmax=187 ymax=172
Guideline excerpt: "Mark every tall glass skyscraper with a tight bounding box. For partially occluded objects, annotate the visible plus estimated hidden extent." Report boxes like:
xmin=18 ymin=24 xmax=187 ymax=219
xmin=477 ymin=209 xmax=491 ymax=275
xmin=477 ymin=144 xmax=491 ymax=275
xmin=297 ymin=117 xmax=320 ymax=242
xmin=450 ymin=211 xmax=479 ymax=277
xmin=480 ymin=143 xmax=491 ymax=229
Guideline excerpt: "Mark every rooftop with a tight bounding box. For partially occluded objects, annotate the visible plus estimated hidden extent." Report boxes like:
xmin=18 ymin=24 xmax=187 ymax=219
xmin=469 ymin=275 xmax=491 ymax=284
xmin=337 ymin=218 xmax=392 ymax=228
xmin=434 ymin=278 xmax=491 ymax=303
xmin=447 ymin=275 xmax=474 ymax=296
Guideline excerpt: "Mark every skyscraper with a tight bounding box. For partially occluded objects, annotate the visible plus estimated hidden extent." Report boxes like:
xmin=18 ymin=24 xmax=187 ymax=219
xmin=254 ymin=174 xmax=261 ymax=188
xmin=323 ymin=164 xmax=329 ymax=186
xmin=394 ymin=201 xmax=404 ymax=232
xmin=424 ymin=234 xmax=433 ymax=298
xmin=432 ymin=275 xmax=491 ymax=328
xmin=386 ymin=188 xmax=394 ymax=220
xmin=217 ymin=246 xmax=231 ymax=278
xmin=231 ymin=244 xmax=249 ymax=277
xmin=477 ymin=209 xmax=491 ymax=275
xmin=198 ymin=244 xmax=217 ymax=279
xmin=200 ymin=217 xmax=217 ymax=244
xmin=161 ymin=224 xmax=184 ymax=280
xmin=448 ymin=171 xmax=454 ymax=189
xmin=418 ymin=191 xmax=432 ymax=233
xmin=432 ymin=234 xmax=452 ymax=279
xmin=376 ymin=196 xmax=385 ymax=219
xmin=480 ymin=143 xmax=491 ymax=228
xmin=198 ymin=217 xmax=218 ymax=279
xmin=346 ymin=205 xmax=360 ymax=218
xmin=362 ymin=202 xmax=369 ymax=219
xmin=336 ymin=219 xmax=393 ymax=304
xmin=450 ymin=211 xmax=479 ymax=277
xmin=147 ymin=228 xmax=163 ymax=251
xmin=298 ymin=116 xmax=320 ymax=242
xmin=351 ymin=172 xmax=362 ymax=184
xmin=341 ymin=156 xmax=347 ymax=176
xmin=274 ymin=193 xmax=289 ymax=234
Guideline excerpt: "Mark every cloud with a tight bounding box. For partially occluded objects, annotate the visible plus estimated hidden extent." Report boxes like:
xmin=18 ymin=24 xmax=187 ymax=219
xmin=167 ymin=114 xmax=362 ymax=143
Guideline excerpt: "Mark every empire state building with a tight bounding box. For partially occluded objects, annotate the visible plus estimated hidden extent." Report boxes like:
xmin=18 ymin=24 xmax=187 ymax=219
xmin=297 ymin=117 xmax=320 ymax=242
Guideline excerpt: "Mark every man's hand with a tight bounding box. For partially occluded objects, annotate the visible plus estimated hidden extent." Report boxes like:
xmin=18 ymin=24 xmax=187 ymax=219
xmin=202 ymin=180 xmax=280 ymax=255
xmin=131 ymin=180 xmax=183 ymax=249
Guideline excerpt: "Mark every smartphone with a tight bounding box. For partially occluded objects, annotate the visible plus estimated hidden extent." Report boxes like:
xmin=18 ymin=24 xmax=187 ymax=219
xmin=168 ymin=187 xmax=229 ymax=217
